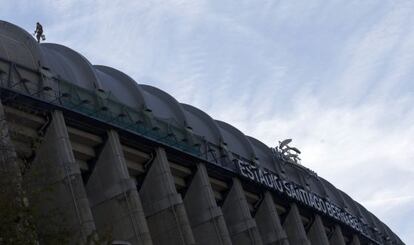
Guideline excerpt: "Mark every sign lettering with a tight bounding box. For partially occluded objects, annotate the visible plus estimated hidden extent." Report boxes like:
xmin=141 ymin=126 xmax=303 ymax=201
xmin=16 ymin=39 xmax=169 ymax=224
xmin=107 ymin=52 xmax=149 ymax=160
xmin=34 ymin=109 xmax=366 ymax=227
xmin=234 ymin=159 xmax=366 ymax=235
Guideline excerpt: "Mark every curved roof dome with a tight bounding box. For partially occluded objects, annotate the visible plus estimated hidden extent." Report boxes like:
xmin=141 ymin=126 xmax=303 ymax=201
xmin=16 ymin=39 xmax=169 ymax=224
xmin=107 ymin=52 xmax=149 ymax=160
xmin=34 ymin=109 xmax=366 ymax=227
xmin=181 ymin=104 xmax=223 ymax=145
xmin=94 ymin=65 xmax=147 ymax=110
xmin=40 ymin=43 xmax=103 ymax=91
xmin=216 ymin=120 xmax=256 ymax=160
xmin=305 ymin=176 xmax=328 ymax=198
xmin=246 ymin=136 xmax=276 ymax=171
xmin=321 ymin=180 xmax=345 ymax=206
xmin=140 ymin=84 xmax=189 ymax=128
xmin=0 ymin=21 xmax=44 ymax=70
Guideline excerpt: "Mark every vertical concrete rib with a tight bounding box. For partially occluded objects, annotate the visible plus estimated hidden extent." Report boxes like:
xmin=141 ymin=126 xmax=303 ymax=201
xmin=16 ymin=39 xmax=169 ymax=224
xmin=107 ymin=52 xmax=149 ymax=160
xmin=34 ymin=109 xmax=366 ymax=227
xmin=350 ymin=235 xmax=361 ymax=245
xmin=32 ymin=111 xmax=95 ymax=244
xmin=86 ymin=130 xmax=152 ymax=245
xmin=329 ymin=225 xmax=346 ymax=245
xmin=139 ymin=147 xmax=195 ymax=245
xmin=0 ymin=101 xmax=18 ymax=172
xmin=184 ymin=163 xmax=232 ymax=245
xmin=254 ymin=192 xmax=289 ymax=245
xmin=307 ymin=215 xmax=329 ymax=245
xmin=222 ymin=178 xmax=263 ymax=245
xmin=282 ymin=203 xmax=311 ymax=245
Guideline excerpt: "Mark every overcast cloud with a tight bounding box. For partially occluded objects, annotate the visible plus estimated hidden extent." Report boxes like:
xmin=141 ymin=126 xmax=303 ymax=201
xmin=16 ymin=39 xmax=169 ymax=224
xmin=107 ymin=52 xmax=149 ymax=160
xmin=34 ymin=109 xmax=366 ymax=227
xmin=2 ymin=0 xmax=413 ymax=243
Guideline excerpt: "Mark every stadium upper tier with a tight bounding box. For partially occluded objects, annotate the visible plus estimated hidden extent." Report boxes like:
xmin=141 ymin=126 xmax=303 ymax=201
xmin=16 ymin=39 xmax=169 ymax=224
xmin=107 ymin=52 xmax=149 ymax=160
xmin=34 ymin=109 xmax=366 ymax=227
xmin=0 ymin=20 xmax=403 ymax=244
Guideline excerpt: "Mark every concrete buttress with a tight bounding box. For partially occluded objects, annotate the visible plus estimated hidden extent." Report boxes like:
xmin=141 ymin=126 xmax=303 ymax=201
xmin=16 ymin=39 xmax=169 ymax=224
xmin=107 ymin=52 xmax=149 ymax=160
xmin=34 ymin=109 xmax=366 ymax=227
xmin=31 ymin=111 xmax=95 ymax=244
xmin=183 ymin=163 xmax=232 ymax=245
xmin=351 ymin=235 xmax=361 ymax=245
xmin=329 ymin=225 xmax=346 ymax=245
xmin=307 ymin=215 xmax=329 ymax=245
xmin=222 ymin=178 xmax=263 ymax=245
xmin=0 ymin=101 xmax=18 ymax=174
xmin=139 ymin=147 xmax=195 ymax=245
xmin=86 ymin=130 xmax=152 ymax=245
xmin=255 ymin=192 xmax=289 ymax=245
xmin=282 ymin=203 xmax=311 ymax=245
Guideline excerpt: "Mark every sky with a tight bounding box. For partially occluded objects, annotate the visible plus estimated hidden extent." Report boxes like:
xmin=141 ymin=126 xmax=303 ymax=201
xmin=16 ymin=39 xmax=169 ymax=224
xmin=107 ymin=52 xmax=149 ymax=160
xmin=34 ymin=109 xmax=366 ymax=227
xmin=2 ymin=0 xmax=413 ymax=243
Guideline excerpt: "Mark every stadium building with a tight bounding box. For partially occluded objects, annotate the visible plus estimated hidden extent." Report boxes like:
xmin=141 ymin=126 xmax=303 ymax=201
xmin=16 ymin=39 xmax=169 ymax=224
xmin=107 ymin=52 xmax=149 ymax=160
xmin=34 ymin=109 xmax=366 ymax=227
xmin=0 ymin=20 xmax=404 ymax=245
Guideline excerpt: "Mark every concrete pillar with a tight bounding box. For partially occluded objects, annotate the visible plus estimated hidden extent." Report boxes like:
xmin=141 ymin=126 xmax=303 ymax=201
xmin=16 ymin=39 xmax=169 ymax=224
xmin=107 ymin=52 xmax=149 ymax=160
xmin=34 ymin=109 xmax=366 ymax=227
xmin=139 ymin=147 xmax=195 ymax=245
xmin=0 ymin=101 xmax=18 ymax=172
xmin=222 ymin=178 xmax=263 ymax=245
xmin=307 ymin=215 xmax=329 ymax=245
xmin=329 ymin=224 xmax=346 ymax=245
xmin=254 ymin=192 xmax=289 ymax=245
xmin=282 ymin=203 xmax=311 ymax=245
xmin=184 ymin=163 xmax=232 ymax=245
xmin=86 ymin=130 xmax=152 ymax=245
xmin=350 ymin=234 xmax=361 ymax=245
xmin=31 ymin=111 xmax=95 ymax=244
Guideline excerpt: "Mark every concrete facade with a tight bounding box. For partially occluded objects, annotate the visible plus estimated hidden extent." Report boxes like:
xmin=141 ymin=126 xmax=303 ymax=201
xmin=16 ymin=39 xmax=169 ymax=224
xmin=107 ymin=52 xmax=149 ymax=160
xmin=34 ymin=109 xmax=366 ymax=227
xmin=254 ymin=192 xmax=289 ymax=245
xmin=183 ymin=163 xmax=232 ymax=245
xmin=31 ymin=111 xmax=96 ymax=243
xmin=0 ymin=97 xmax=405 ymax=245
xmin=308 ymin=215 xmax=329 ymax=245
xmin=222 ymin=178 xmax=263 ymax=245
xmin=86 ymin=130 xmax=152 ymax=244
xmin=283 ymin=203 xmax=311 ymax=245
xmin=139 ymin=148 xmax=195 ymax=245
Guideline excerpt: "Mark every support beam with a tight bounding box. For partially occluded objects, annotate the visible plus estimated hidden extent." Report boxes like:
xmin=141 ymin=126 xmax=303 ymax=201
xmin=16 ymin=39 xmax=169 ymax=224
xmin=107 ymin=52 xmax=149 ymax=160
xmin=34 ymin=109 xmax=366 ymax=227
xmin=307 ymin=215 xmax=329 ymax=245
xmin=139 ymin=147 xmax=195 ymax=245
xmin=222 ymin=178 xmax=263 ymax=245
xmin=3 ymin=105 xmax=45 ymax=128
xmin=31 ymin=111 xmax=95 ymax=244
xmin=255 ymin=192 xmax=289 ymax=245
xmin=86 ymin=130 xmax=152 ymax=245
xmin=329 ymin=224 xmax=346 ymax=245
xmin=282 ymin=203 xmax=311 ymax=245
xmin=184 ymin=163 xmax=232 ymax=245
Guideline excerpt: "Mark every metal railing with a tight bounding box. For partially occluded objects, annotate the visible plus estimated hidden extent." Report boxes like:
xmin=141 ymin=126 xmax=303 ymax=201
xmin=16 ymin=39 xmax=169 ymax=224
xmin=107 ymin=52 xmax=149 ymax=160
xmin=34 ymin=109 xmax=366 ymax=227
xmin=0 ymin=57 xmax=208 ymax=156
xmin=0 ymin=58 xmax=382 ymax=244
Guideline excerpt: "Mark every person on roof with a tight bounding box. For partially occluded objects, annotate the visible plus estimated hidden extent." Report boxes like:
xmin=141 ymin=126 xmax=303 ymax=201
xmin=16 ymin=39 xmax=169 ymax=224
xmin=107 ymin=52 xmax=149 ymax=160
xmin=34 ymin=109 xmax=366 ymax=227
xmin=33 ymin=22 xmax=45 ymax=43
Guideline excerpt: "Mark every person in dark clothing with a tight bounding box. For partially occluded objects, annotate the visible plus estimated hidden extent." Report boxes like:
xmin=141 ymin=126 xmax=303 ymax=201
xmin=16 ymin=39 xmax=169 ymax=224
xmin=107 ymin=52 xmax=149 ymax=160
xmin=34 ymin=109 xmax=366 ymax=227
xmin=34 ymin=22 xmax=44 ymax=43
